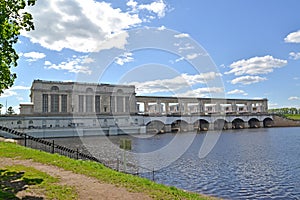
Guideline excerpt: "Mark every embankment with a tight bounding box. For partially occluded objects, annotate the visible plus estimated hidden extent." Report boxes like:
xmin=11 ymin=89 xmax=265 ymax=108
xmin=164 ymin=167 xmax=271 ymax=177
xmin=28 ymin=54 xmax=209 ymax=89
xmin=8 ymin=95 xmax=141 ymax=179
xmin=273 ymin=115 xmax=300 ymax=127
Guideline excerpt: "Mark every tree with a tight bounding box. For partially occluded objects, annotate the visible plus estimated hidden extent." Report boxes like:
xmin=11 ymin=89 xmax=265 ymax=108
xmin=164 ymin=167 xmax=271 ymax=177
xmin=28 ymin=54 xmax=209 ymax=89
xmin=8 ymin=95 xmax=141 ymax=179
xmin=0 ymin=0 xmax=36 ymax=94
xmin=6 ymin=106 xmax=14 ymax=115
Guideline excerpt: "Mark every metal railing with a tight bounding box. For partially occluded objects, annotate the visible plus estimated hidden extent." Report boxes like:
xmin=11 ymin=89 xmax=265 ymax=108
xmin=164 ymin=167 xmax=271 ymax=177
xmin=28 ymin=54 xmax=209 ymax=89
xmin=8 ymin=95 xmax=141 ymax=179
xmin=0 ymin=126 xmax=155 ymax=181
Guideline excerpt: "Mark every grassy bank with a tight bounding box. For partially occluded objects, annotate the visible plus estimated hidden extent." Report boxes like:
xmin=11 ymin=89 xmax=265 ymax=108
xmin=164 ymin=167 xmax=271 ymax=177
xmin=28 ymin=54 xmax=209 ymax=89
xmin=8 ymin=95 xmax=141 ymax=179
xmin=0 ymin=142 xmax=213 ymax=200
xmin=284 ymin=114 xmax=300 ymax=120
xmin=0 ymin=164 xmax=77 ymax=199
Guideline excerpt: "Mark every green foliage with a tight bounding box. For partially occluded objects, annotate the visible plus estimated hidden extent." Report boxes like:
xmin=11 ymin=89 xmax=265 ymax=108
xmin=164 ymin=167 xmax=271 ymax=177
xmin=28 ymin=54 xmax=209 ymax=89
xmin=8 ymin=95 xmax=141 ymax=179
xmin=284 ymin=114 xmax=300 ymax=120
xmin=0 ymin=164 xmax=77 ymax=200
xmin=0 ymin=0 xmax=36 ymax=94
xmin=0 ymin=142 xmax=213 ymax=200
xmin=6 ymin=106 xmax=14 ymax=115
xmin=269 ymin=107 xmax=300 ymax=115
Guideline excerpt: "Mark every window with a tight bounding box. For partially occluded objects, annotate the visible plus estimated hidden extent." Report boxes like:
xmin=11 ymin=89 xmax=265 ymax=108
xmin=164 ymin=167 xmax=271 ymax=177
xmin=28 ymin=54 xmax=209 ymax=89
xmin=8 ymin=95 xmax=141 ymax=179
xmin=51 ymin=86 xmax=59 ymax=91
xmin=42 ymin=94 xmax=48 ymax=113
xmin=117 ymin=96 xmax=124 ymax=112
xmin=51 ymin=94 xmax=59 ymax=112
xmin=95 ymin=96 xmax=100 ymax=113
xmin=125 ymin=97 xmax=129 ymax=112
xmin=79 ymin=95 xmax=84 ymax=112
xmin=61 ymin=95 xmax=67 ymax=112
xmin=17 ymin=120 xmax=22 ymax=124
xmin=29 ymin=120 xmax=33 ymax=124
xmin=86 ymin=95 xmax=93 ymax=112
xmin=86 ymin=88 xmax=93 ymax=93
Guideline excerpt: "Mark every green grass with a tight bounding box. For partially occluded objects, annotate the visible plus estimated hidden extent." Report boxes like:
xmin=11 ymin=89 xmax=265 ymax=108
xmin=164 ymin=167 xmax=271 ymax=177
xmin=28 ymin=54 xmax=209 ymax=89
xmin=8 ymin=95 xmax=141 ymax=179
xmin=284 ymin=114 xmax=300 ymax=120
xmin=0 ymin=142 xmax=214 ymax=200
xmin=0 ymin=165 xmax=77 ymax=200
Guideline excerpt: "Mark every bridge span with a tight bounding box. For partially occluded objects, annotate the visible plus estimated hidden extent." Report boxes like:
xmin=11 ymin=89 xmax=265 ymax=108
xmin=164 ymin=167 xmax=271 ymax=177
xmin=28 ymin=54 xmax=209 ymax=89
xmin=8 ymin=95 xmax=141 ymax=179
xmin=142 ymin=114 xmax=274 ymax=133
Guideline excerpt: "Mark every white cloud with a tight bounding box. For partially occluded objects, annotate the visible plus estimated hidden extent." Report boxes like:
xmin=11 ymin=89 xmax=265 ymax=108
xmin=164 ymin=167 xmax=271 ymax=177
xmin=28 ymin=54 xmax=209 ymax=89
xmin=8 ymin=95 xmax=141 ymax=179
xmin=284 ymin=30 xmax=300 ymax=43
xmin=178 ymin=43 xmax=195 ymax=53
xmin=288 ymin=96 xmax=300 ymax=100
xmin=181 ymin=72 xmax=222 ymax=85
xmin=178 ymin=87 xmax=224 ymax=97
xmin=231 ymin=76 xmax=267 ymax=85
xmin=0 ymin=85 xmax=30 ymax=98
xmin=268 ymin=102 xmax=278 ymax=109
xmin=129 ymin=72 xmax=222 ymax=95
xmin=289 ymin=52 xmax=300 ymax=60
xmin=225 ymin=55 xmax=287 ymax=76
xmin=115 ymin=52 xmax=134 ymax=66
xmin=175 ymin=57 xmax=184 ymax=62
xmin=227 ymin=89 xmax=248 ymax=96
xmin=0 ymin=90 xmax=18 ymax=98
xmin=174 ymin=33 xmax=190 ymax=38
xmin=45 ymin=56 xmax=92 ymax=74
xmin=186 ymin=53 xmax=199 ymax=60
xmin=157 ymin=25 xmax=166 ymax=31
xmin=21 ymin=0 xmax=167 ymax=53
xmin=44 ymin=61 xmax=52 ymax=66
xmin=10 ymin=86 xmax=31 ymax=90
xmin=138 ymin=0 xmax=167 ymax=18
xmin=21 ymin=51 xmax=46 ymax=62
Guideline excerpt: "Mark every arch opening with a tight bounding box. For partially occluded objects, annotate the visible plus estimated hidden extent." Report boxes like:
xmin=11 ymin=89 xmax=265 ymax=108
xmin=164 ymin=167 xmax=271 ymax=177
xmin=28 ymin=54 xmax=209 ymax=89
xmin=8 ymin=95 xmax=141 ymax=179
xmin=194 ymin=119 xmax=209 ymax=132
xmin=171 ymin=120 xmax=188 ymax=133
xmin=248 ymin=118 xmax=260 ymax=128
xmin=146 ymin=120 xmax=165 ymax=134
xmin=263 ymin=118 xmax=274 ymax=128
xmin=232 ymin=118 xmax=245 ymax=129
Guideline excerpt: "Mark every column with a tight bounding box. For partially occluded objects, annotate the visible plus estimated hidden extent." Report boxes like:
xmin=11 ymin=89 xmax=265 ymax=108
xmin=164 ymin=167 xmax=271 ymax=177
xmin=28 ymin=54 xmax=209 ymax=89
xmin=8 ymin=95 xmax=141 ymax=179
xmin=83 ymin=95 xmax=86 ymax=113
xmin=58 ymin=95 xmax=61 ymax=112
xmin=259 ymin=121 xmax=264 ymax=128
xmin=157 ymin=99 xmax=161 ymax=114
xmin=215 ymin=103 xmax=221 ymax=113
xmin=48 ymin=94 xmax=51 ymax=113
xmin=144 ymin=102 xmax=149 ymax=113
xmin=114 ymin=96 xmax=117 ymax=113
xmin=123 ymin=96 xmax=126 ymax=113
xmin=165 ymin=102 xmax=169 ymax=115
xmin=199 ymin=100 xmax=204 ymax=113
xmin=231 ymin=101 xmax=237 ymax=113
xmin=184 ymin=102 xmax=188 ymax=115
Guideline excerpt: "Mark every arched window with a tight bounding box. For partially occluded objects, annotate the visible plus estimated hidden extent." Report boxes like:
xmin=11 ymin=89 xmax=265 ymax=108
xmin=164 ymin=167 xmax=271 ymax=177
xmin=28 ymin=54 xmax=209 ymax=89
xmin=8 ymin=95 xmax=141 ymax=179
xmin=117 ymin=89 xmax=124 ymax=94
xmin=17 ymin=120 xmax=22 ymax=124
xmin=29 ymin=120 xmax=33 ymax=124
xmin=86 ymin=88 xmax=93 ymax=93
xmin=51 ymin=86 xmax=59 ymax=91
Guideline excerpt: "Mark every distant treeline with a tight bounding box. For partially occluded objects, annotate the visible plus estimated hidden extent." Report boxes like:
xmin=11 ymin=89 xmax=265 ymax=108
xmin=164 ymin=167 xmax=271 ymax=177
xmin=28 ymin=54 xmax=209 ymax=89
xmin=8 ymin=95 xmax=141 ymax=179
xmin=269 ymin=108 xmax=300 ymax=115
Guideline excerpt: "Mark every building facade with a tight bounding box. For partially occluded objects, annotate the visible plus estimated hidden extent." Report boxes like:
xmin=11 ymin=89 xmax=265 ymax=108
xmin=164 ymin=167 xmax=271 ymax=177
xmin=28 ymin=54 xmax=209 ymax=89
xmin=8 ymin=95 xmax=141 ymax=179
xmin=20 ymin=80 xmax=137 ymax=116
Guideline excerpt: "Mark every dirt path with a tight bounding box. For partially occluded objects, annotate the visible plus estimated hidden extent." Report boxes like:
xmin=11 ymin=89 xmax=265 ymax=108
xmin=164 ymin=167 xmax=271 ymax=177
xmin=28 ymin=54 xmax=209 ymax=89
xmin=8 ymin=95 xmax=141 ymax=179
xmin=0 ymin=157 xmax=152 ymax=200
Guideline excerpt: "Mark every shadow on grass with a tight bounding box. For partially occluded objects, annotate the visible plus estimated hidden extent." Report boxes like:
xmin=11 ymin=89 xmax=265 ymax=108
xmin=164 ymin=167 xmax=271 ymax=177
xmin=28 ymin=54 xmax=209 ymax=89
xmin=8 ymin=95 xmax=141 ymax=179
xmin=0 ymin=169 xmax=44 ymax=200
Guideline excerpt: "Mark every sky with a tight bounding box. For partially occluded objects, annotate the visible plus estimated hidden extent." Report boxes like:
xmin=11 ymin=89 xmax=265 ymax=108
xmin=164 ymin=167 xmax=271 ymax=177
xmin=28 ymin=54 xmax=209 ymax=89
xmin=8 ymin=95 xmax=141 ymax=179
xmin=1 ymin=0 xmax=300 ymax=113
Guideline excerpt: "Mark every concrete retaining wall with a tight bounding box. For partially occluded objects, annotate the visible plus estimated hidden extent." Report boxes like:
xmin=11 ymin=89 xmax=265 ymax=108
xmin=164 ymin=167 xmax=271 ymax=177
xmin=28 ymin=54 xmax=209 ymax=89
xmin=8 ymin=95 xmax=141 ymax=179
xmin=273 ymin=115 xmax=300 ymax=127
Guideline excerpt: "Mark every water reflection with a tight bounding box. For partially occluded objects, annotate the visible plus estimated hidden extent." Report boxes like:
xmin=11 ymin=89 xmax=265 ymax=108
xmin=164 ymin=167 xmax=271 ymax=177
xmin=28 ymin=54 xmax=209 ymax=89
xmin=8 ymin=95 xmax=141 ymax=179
xmin=52 ymin=127 xmax=300 ymax=199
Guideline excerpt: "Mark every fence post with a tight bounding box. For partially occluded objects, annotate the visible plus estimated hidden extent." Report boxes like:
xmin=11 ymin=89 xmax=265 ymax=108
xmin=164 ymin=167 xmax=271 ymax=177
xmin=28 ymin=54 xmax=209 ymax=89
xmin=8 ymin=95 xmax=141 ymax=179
xmin=51 ymin=140 xmax=55 ymax=154
xmin=152 ymin=168 xmax=155 ymax=181
xmin=117 ymin=158 xmax=119 ymax=171
xmin=24 ymin=134 xmax=27 ymax=147
xmin=76 ymin=148 xmax=79 ymax=160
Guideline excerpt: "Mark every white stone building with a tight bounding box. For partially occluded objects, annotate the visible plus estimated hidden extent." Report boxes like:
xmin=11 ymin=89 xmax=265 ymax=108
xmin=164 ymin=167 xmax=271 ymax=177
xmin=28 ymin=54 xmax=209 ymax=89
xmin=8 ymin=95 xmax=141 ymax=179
xmin=20 ymin=80 xmax=137 ymax=116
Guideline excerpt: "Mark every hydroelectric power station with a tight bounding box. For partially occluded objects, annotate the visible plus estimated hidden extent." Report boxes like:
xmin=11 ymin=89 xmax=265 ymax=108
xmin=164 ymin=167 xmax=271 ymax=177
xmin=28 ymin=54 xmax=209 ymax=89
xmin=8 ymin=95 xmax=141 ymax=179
xmin=0 ymin=80 xmax=274 ymax=138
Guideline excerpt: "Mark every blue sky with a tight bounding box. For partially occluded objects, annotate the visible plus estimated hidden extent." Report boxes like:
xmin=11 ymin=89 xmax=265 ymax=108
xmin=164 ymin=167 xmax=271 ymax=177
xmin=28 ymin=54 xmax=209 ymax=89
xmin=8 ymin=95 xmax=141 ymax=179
xmin=1 ymin=0 xmax=300 ymax=113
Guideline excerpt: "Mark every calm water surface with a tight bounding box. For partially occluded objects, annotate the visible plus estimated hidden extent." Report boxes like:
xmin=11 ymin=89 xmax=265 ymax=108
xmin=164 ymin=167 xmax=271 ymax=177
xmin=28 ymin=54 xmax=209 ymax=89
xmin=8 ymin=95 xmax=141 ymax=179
xmin=53 ymin=127 xmax=300 ymax=199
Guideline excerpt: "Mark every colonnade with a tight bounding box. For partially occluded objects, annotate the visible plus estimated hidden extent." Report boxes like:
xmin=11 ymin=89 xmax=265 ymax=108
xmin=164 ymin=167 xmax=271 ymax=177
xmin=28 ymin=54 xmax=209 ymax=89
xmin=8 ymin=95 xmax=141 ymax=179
xmin=137 ymin=96 xmax=268 ymax=115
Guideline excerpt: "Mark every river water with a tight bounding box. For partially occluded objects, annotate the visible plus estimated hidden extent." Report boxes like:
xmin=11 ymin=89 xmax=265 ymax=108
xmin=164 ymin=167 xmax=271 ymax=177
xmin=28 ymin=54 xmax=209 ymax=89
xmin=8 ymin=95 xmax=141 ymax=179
xmin=52 ymin=127 xmax=300 ymax=199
